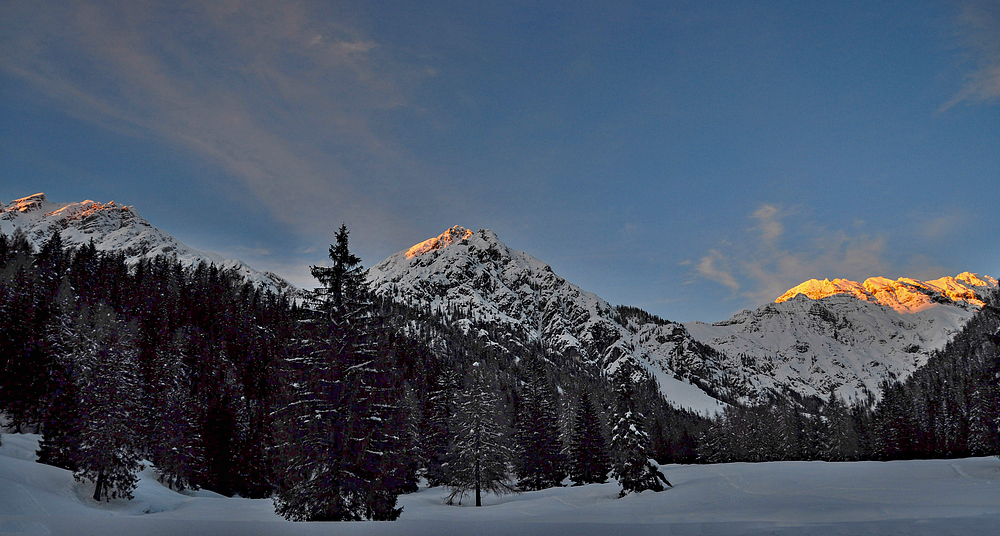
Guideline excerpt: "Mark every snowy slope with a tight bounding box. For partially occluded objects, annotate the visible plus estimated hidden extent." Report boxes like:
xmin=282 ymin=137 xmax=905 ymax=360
xmin=0 ymin=193 xmax=295 ymax=295
xmin=369 ymin=227 xmax=729 ymax=415
xmin=371 ymin=226 xmax=998 ymax=409
xmin=686 ymin=273 xmax=998 ymax=403
xmin=4 ymin=432 xmax=1000 ymax=535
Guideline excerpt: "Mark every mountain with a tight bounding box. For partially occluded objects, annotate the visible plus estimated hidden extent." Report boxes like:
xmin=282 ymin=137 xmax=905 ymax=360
xmin=369 ymin=226 xmax=735 ymax=415
xmin=775 ymin=273 xmax=996 ymax=313
xmin=371 ymin=226 xmax=998 ymax=410
xmin=0 ymin=193 xmax=295 ymax=295
xmin=685 ymin=273 xmax=998 ymax=404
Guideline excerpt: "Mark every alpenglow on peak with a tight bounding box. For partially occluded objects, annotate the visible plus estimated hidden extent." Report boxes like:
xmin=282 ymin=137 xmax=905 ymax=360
xmin=405 ymin=226 xmax=475 ymax=258
xmin=775 ymin=272 xmax=998 ymax=313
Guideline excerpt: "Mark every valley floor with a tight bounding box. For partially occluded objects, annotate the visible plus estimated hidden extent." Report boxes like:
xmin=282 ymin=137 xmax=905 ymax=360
xmin=2 ymin=433 xmax=1000 ymax=536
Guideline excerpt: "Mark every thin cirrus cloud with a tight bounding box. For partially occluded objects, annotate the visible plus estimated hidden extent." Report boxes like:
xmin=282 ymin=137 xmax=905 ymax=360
xmin=942 ymin=0 xmax=1000 ymax=110
xmin=695 ymin=250 xmax=740 ymax=293
xmin=0 ymin=0 xmax=435 ymax=236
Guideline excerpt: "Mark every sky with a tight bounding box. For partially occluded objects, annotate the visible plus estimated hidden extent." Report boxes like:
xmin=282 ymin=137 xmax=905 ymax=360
xmin=1 ymin=0 xmax=999 ymax=323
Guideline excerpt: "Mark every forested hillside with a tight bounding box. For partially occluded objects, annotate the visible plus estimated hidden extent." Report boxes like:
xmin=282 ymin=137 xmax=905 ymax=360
xmin=0 ymin=226 xmax=705 ymax=518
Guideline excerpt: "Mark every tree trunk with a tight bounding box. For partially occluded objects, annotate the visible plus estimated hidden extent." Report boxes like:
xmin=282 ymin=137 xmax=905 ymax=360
xmin=475 ymin=429 xmax=482 ymax=507
xmin=93 ymin=470 xmax=105 ymax=501
xmin=475 ymin=454 xmax=482 ymax=506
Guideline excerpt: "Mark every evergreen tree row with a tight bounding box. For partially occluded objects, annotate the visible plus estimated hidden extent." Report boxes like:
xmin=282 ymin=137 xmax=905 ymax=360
xmin=696 ymin=290 xmax=1000 ymax=463
xmin=1 ymin=228 xmax=292 ymax=500
xmin=1 ymin=226 xmax=691 ymax=517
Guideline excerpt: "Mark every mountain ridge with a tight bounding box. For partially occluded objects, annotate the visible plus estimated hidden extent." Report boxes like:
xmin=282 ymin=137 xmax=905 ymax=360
xmin=0 ymin=193 xmax=295 ymax=295
xmin=369 ymin=226 xmax=730 ymax=415
xmin=373 ymin=225 xmax=998 ymax=408
xmin=776 ymin=273 xmax=997 ymax=313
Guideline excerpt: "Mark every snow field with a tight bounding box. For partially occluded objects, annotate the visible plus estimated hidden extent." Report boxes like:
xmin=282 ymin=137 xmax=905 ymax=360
xmin=4 ymin=433 xmax=1000 ymax=535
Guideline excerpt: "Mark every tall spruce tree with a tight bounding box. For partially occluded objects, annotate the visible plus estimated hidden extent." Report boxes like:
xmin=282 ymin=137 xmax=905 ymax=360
xmin=1 ymin=229 xmax=47 ymax=432
xmin=568 ymin=390 xmax=610 ymax=485
xmin=446 ymin=361 xmax=517 ymax=506
xmin=420 ymin=362 xmax=460 ymax=486
xmin=272 ymin=224 xmax=408 ymax=521
xmin=609 ymin=362 xmax=670 ymax=497
xmin=61 ymin=303 xmax=144 ymax=501
xmin=514 ymin=352 xmax=565 ymax=490
xmin=147 ymin=329 xmax=203 ymax=491
xmin=37 ymin=283 xmax=83 ymax=471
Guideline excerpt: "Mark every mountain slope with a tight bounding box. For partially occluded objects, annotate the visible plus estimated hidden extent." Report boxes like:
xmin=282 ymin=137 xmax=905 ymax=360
xmin=369 ymin=226 xmax=731 ymax=415
xmin=0 ymin=193 xmax=295 ymax=295
xmin=371 ymin=226 xmax=998 ymax=409
xmin=686 ymin=274 xmax=998 ymax=403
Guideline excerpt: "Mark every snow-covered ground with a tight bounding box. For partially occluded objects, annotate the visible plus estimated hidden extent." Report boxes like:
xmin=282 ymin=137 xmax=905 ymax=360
xmin=3 ymin=433 xmax=1000 ymax=535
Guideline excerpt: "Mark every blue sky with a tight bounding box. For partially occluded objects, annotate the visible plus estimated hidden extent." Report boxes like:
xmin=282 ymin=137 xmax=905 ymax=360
xmin=2 ymin=0 xmax=999 ymax=322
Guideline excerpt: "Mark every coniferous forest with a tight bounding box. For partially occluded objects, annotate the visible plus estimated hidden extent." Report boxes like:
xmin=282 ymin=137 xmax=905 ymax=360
xmin=1 ymin=225 xmax=999 ymax=521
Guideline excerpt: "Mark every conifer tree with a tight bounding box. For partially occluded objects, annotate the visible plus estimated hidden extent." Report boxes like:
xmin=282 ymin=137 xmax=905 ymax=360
xmin=272 ymin=224 xmax=408 ymax=521
xmin=820 ymin=391 xmax=859 ymax=461
xmin=446 ymin=361 xmax=517 ymax=506
xmin=0 ymin=231 xmax=8 ymax=269
xmin=420 ymin=363 xmax=460 ymax=486
xmin=969 ymin=365 xmax=1000 ymax=456
xmin=0 ymin=230 xmax=46 ymax=432
xmin=609 ymin=362 xmax=670 ymax=497
xmin=61 ymin=303 xmax=144 ymax=501
xmin=37 ymin=285 xmax=83 ymax=471
xmin=514 ymin=352 xmax=565 ymax=490
xmin=147 ymin=329 xmax=203 ymax=491
xmin=568 ymin=390 xmax=610 ymax=485
xmin=35 ymin=360 xmax=81 ymax=471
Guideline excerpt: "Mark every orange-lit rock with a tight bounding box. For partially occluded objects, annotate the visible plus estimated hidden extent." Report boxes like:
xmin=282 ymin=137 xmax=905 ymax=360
xmin=405 ymin=226 xmax=474 ymax=259
xmin=776 ymin=273 xmax=997 ymax=314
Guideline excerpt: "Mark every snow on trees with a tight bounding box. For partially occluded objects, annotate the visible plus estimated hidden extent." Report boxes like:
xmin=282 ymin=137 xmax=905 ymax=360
xmin=145 ymin=329 xmax=203 ymax=492
xmin=271 ymin=224 xmax=409 ymax=521
xmin=419 ymin=362 xmax=460 ymax=487
xmin=54 ymin=303 xmax=144 ymax=501
xmin=513 ymin=352 xmax=565 ymax=490
xmin=609 ymin=361 xmax=670 ymax=497
xmin=446 ymin=361 xmax=517 ymax=506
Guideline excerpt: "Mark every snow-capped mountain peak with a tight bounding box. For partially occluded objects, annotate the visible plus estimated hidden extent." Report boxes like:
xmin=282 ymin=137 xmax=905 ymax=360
xmin=776 ymin=273 xmax=998 ymax=313
xmin=370 ymin=227 xmax=728 ymax=415
xmin=1 ymin=193 xmax=295 ymax=295
xmin=405 ymin=225 xmax=475 ymax=258
xmin=0 ymin=192 xmax=50 ymax=214
xmin=687 ymin=271 xmax=998 ymax=403
xmin=373 ymin=227 xmax=1000 ymax=409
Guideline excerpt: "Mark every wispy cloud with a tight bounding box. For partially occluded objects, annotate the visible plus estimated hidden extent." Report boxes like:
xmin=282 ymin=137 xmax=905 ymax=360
xmin=917 ymin=210 xmax=967 ymax=240
xmin=696 ymin=250 xmax=740 ymax=292
xmin=0 ymin=0 xmax=438 ymax=238
xmin=941 ymin=0 xmax=1000 ymax=111
xmin=751 ymin=204 xmax=784 ymax=245
xmin=693 ymin=205 xmax=892 ymax=305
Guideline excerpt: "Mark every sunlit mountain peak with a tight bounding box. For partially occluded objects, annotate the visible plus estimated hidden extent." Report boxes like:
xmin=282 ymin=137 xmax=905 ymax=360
xmin=3 ymin=193 xmax=50 ymax=215
xmin=405 ymin=225 xmax=475 ymax=259
xmin=776 ymin=273 xmax=998 ymax=313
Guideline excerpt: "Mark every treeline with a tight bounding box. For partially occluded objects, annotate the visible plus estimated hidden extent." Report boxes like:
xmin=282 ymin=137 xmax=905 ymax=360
xmin=0 ymin=228 xmax=293 ymax=499
xmin=869 ymin=302 xmax=1000 ymax=459
xmin=698 ymin=295 xmax=1000 ymax=463
xmin=10 ymin=223 xmax=993 ymax=519
xmin=0 ymin=226 xmax=701 ymax=520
